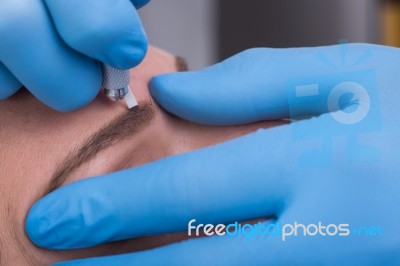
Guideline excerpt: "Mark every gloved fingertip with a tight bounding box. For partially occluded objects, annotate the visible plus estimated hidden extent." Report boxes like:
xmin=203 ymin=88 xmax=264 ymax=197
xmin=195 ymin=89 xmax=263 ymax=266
xmin=0 ymin=85 xmax=20 ymax=100
xmin=25 ymin=191 xmax=80 ymax=250
xmin=51 ymin=99 xmax=93 ymax=113
xmin=0 ymin=65 xmax=22 ymax=100
xmin=53 ymin=93 xmax=98 ymax=113
xmin=39 ymin=65 xmax=102 ymax=112
xmin=53 ymin=1 xmax=149 ymax=70
xmin=149 ymin=73 xmax=217 ymax=124
xmin=25 ymin=202 xmax=53 ymax=248
xmin=149 ymin=74 xmax=177 ymax=105
xmin=66 ymin=28 xmax=148 ymax=70
xmin=150 ymin=70 xmax=207 ymax=107
xmin=105 ymin=38 xmax=148 ymax=69
xmin=49 ymin=86 xmax=99 ymax=112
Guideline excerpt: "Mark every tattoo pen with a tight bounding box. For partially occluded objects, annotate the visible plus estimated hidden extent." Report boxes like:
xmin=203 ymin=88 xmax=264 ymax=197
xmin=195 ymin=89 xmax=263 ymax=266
xmin=102 ymin=64 xmax=138 ymax=109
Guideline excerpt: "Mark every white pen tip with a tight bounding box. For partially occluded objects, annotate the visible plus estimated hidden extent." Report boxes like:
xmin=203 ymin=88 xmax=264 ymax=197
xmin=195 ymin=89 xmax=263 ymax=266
xmin=124 ymin=87 xmax=138 ymax=109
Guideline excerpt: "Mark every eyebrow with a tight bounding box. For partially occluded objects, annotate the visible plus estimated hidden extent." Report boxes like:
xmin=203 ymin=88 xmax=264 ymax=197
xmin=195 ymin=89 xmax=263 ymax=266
xmin=46 ymin=55 xmax=188 ymax=194
xmin=47 ymin=102 xmax=155 ymax=194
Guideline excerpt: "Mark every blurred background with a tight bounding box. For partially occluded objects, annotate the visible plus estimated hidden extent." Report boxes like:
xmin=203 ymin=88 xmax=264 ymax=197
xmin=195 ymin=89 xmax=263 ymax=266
xmin=140 ymin=0 xmax=400 ymax=70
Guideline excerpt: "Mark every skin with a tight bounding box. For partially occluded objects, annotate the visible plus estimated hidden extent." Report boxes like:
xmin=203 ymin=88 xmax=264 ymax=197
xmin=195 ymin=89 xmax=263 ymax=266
xmin=0 ymin=46 xmax=283 ymax=265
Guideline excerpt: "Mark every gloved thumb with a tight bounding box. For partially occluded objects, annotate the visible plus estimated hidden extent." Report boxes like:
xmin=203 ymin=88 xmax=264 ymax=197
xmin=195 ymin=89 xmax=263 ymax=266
xmin=150 ymin=45 xmax=367 ymax=125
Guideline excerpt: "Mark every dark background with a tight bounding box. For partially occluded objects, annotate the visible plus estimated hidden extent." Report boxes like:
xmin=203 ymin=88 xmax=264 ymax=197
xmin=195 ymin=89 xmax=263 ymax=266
xmin=218 ymin=0 xmax=380 ymax=60
xmin=141 ymin=0 xmax=398 ymax=69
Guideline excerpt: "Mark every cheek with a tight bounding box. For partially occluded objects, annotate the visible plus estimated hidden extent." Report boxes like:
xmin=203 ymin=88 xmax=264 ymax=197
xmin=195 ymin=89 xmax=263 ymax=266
xmin=0 ymin=173 xmax=59 ymax=265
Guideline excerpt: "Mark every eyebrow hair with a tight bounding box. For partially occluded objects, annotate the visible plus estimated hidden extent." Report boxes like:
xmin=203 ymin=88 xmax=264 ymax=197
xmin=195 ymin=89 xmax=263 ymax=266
xmin=47 ymin=102 xmax=155 ymax=194
xmin=46 ymin=55 xmax=187 ymax=194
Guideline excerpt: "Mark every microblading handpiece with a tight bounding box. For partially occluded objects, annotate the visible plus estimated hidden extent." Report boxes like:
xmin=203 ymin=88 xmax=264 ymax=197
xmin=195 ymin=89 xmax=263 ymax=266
xmin=102 ymin=64 xmax=138 ymax=109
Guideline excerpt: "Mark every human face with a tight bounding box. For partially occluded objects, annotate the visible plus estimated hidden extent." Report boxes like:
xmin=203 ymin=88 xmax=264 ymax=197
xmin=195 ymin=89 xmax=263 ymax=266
xmin=0 ymin=46 xmax=282 ymax=265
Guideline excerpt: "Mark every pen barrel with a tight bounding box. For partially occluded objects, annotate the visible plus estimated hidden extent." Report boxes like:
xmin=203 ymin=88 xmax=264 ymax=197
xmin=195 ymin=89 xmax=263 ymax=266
xmin=102 ymin=64 xmax=130 ymax=101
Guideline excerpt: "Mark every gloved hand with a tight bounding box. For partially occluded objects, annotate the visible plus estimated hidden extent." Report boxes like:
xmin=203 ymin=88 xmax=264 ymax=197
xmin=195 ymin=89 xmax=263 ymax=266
xmin=0 ymin=0 xmax=149 ymax=111
xmin=26 ymin=43 xmax=400 ymax=265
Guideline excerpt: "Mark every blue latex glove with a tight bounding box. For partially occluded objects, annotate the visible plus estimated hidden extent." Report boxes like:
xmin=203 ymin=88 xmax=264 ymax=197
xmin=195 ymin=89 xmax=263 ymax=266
xmin=26 ymin=43 xmax=400 ymax=265
xmin=0 ymin=0 xmax=149 ymax=111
